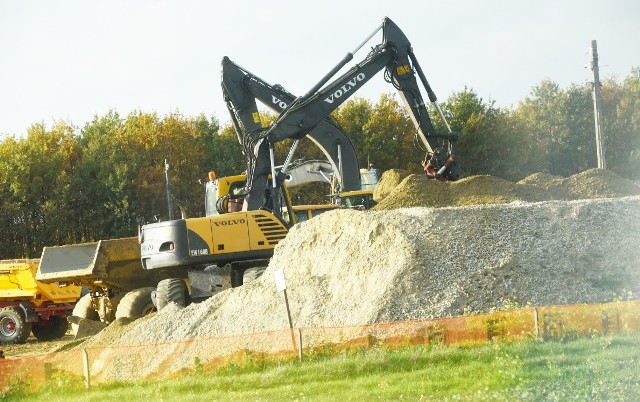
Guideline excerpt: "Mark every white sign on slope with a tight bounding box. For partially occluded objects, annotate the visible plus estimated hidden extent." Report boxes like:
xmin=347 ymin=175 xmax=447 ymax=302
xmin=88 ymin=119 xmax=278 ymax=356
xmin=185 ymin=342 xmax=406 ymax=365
xmin=274 ymin=268 xmax=286 ymax=292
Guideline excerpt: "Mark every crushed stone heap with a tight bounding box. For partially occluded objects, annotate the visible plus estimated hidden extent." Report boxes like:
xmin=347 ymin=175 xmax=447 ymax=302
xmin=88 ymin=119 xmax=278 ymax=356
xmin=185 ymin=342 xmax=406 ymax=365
xmin=373 ymin=168 xmax=411 ymax=201
xmin=80 ymin=195 xmax=640 ymax=348
xmin=373 ymin=168 xmax=640 ymax=210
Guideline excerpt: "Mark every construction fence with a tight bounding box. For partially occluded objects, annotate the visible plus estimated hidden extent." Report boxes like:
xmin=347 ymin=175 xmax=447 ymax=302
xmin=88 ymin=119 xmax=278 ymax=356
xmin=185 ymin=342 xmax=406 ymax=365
xmin=1 ymin=300 xmax=639 ymax=390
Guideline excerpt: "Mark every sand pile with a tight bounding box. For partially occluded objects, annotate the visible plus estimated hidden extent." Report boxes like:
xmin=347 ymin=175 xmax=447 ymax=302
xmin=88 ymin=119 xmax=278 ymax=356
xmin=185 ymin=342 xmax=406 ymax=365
xmin=373 ymin=168 xmax=411 ymax=201
xmin=79 ymin=195 xmax=640 ymax=350
xmin=374 ymin=168 xmax=640 ymax=210
xmin=373 ymin=174 xmax=546 ymax=209
xmin=518 ymin=169 xmax=640 ymax=200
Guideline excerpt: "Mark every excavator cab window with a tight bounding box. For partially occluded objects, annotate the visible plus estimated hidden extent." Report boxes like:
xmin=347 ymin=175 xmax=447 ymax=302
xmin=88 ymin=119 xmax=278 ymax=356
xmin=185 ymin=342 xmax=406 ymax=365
xmin=205 ymin=178 xmax=247 ymax=216
xmin=226 ymin=182 xmax=245 ymax=213
xmin=294 ymin=210 xmax=309 ymax=223
xmin=205 ymin=181 xmax=219 ymax=217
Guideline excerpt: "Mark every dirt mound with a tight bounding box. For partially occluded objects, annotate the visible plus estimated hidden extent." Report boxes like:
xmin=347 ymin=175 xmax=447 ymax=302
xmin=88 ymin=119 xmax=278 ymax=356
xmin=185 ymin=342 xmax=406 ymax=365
xmin=373 ymin=169 xmax=411 ymax=201
xmin=374 ymin=169 xmax=640 ymax=210
xmin=67 ymin=168 xmax=640 ymax=378
xmin=517 ymin=172 xmax=562 ymax=185
xmin=518 ymin=168 xmax=640 ymax=200
xmin=562 ymin=168 xmax=640 ymax=198
xmin=373 ymin=174 xmax=546 ymax=210
xmin=77 ymin=196 xmax=640 ymax=350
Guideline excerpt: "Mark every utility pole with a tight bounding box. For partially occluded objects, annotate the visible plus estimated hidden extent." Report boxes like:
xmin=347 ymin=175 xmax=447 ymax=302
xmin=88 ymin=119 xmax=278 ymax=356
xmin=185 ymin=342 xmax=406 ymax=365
xmin=165 ymin=159 xmax=175 ymax=220
xmin=589 ymin=40 xmax=606 ymax=169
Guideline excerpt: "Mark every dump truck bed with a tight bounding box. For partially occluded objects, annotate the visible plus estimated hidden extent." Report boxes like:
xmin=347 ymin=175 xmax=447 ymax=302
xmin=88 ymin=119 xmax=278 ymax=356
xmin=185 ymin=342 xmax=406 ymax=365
xmin=0 ymin=259 xmax=80 ymax=305
xmin=36 ymin=237 xmax=185 ymax=292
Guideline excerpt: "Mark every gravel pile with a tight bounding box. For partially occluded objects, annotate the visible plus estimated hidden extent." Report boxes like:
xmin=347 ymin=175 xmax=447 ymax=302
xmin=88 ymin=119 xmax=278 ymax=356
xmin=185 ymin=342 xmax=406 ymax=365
xmin=72 ymin=169 xmax=640 ymax=380
xmin=373 ymin=168 xmax=640 ymax=210
xmin=80 ymin=195 xmax=640 ymax=350
xmin=373 ymin=168 xmax=411 ymax=201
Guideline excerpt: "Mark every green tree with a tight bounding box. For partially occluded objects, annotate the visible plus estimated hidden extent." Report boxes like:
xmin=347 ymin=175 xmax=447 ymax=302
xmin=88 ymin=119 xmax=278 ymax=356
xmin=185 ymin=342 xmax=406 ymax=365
xmin=602 ymin=68 xmax=640 ymax=178
xmin=507 ymin=80 xmax=595 ymax=177
xmin=0 ymin=121 xmax=81 ymax=257
xmin=333 ymin=97 xmax=373 ymax=169
xmin=438 ymin=88 xmax=501 ymax=177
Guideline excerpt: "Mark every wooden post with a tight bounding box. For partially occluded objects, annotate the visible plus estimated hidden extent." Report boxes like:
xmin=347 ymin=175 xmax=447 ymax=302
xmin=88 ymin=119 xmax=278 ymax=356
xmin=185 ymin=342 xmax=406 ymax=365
xmin=589 ymin=40 xmax=606 ymax=169
xmin=82 ymin=349 xmax=90 ymax=390
xmin=44 ymin=362 xmax=53 ymax=381
xmin=297 ymin=328 xmax=303 ymax=362
xmin=164 ymin=159 xmax=175 ymax=220
xmin=274 ymin=269 xmax=299 ymax=358
xmin=283 ymin=289 xmax=299 ymax=356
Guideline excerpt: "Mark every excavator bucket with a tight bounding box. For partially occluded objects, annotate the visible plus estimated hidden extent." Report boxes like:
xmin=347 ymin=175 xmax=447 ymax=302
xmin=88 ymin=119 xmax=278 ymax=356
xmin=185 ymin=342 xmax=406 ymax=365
xmin=67 ymin=315 xmax=108 ymax=339
xmin=36 ymin=237 xmax=170 ymax=291
xmin=37 ymin=243 xmax=110 ymax=281
xmin=36 ymin=237 xmax=188 ymax=339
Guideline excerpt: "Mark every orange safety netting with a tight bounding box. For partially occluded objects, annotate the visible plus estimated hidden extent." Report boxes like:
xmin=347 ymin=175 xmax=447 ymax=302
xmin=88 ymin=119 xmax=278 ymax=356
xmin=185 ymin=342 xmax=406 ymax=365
xmin=1 ymin=300 xmax=639 ymax=390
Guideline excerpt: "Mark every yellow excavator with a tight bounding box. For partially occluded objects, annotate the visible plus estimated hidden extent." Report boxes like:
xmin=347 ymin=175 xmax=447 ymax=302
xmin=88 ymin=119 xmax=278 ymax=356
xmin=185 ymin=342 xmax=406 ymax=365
xmin=139 ymin=17 xmax=458 ymax=309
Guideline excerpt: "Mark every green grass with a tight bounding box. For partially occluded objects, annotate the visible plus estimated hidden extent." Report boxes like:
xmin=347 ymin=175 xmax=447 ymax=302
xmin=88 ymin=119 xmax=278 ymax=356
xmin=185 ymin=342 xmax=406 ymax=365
xmin=3 ymin=334 xmax=640 ymax=401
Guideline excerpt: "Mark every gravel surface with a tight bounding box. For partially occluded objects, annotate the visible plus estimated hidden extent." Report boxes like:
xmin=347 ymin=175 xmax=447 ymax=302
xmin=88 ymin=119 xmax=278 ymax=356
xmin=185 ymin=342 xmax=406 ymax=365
xmin=0 ymin=335 xmax=79 ymax=358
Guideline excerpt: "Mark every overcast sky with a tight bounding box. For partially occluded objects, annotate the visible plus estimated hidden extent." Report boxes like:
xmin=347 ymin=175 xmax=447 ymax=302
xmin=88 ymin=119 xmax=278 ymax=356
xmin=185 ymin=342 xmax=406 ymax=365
xmin=1 ymin=0 xmax=638 ymax=137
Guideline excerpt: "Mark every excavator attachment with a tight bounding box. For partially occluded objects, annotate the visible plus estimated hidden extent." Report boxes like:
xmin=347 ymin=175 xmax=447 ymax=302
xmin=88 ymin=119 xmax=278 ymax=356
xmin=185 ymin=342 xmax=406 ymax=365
xmin=36 ymin=237 xmax=179 ymax=291
xmin=37 ymin=237 xmax=186 ymax=339
xmin=67 ymin=315 xmax=108 ymax=338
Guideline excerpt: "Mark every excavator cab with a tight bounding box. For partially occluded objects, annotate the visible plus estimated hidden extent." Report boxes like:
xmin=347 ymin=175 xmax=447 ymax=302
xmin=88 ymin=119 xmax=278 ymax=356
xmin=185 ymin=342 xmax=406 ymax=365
xmin=205 ymin=172 xmax=247 ymax=216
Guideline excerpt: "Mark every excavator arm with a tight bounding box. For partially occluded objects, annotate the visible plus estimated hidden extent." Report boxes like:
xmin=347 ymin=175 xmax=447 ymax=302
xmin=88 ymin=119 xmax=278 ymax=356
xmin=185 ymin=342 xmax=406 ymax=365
xmin=264 ymin=18 xmax=457 ymax=175
xmin=221 ymin=58 xmax=362 ymax=211
xmin=225 ymin=17 xmax=458 ymax=214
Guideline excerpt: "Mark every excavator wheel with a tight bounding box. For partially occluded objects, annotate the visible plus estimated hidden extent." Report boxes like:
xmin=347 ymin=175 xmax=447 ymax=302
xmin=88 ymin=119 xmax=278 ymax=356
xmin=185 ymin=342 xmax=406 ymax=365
xmin=31 ymin=316 xmax=69 ymax=341
xmin=0 ymin=306 xmax=32 ymax=344
xmin=156 ymin=279 xmax=188 ymax=312
xmin=115 ymin=287 xmax=156 ymax=319
xmin=70 ymin=293 xmax=100 ymax=337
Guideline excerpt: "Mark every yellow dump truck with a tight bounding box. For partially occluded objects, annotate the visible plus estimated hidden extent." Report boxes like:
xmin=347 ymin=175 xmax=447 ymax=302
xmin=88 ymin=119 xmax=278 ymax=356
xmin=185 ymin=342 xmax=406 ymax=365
xmin=0 ymin=259 xmax=81 ymax=344
xmin=36 ymin=237 xmax=187 ymax=337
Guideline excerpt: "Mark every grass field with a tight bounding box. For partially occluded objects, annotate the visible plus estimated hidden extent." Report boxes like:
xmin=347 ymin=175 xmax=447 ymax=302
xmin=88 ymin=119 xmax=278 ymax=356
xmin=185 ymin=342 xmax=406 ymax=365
xmin=3 ymin=333 xmax=639 ymax=401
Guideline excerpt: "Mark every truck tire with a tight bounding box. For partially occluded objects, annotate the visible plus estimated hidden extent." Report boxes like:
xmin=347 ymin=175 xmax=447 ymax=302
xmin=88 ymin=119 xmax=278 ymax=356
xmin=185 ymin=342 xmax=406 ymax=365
xmin=242 ymin=267 xmax=267 ymax=285
xmin=156 ymin=278 xmax=188 ymax=312
xmin=115 ymin=287 xmax=156 ymax=319
xmin=70 ymin=294 xmax=99 ymax=337
xmin=0 ymin=306 xmax=32 ymax=344
xmin=31 ymin=316 xmax=69 ymax=341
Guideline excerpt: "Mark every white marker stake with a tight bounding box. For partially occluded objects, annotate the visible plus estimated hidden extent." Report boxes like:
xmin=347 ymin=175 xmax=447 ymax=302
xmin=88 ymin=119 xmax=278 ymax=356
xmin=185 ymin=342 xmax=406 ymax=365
xmin=274 ymin=268 xmax=299 ymax=359
xmin=274 ymin=268 xmax=287 ymax=292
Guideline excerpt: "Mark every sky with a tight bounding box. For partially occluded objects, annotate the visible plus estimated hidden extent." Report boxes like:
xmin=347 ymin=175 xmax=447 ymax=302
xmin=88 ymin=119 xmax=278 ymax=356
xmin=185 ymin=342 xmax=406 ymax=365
xmin=0 ymin=0 xmax=639 ymax=137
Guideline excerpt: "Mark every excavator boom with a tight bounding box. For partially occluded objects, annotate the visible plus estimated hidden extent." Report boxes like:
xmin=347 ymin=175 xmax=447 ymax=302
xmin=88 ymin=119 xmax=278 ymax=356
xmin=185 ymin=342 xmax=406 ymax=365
xmin=249 ymin=17 xmax=458 ymax=193
xmin=222 ymin=58 xmax=363 ymax=211
xmin=267 ymin=18 xmax=453 ymax=147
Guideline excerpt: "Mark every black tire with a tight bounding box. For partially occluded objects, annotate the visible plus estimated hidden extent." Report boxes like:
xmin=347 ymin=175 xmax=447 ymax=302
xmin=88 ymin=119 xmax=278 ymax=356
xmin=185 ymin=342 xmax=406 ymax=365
xmin=242 ymin=267 xmax=266 ymax=285
xmin=70 ymin=293 xmax=99 ymax=337
xmin=115 ymin=287 xmax=156 ymax=319
xmin=0 ymin=306 xmax=32 ymax=344
xmin=156 ymin=278 xmax=188 ymax=312
xmin=31 ymin=316 xmax=69 ymax=341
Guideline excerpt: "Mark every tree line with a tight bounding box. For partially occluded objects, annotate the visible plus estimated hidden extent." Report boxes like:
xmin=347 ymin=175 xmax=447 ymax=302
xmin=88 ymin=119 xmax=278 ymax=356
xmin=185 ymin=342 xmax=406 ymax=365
xmin=1 ymin=69 xmax=638 ymax=259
